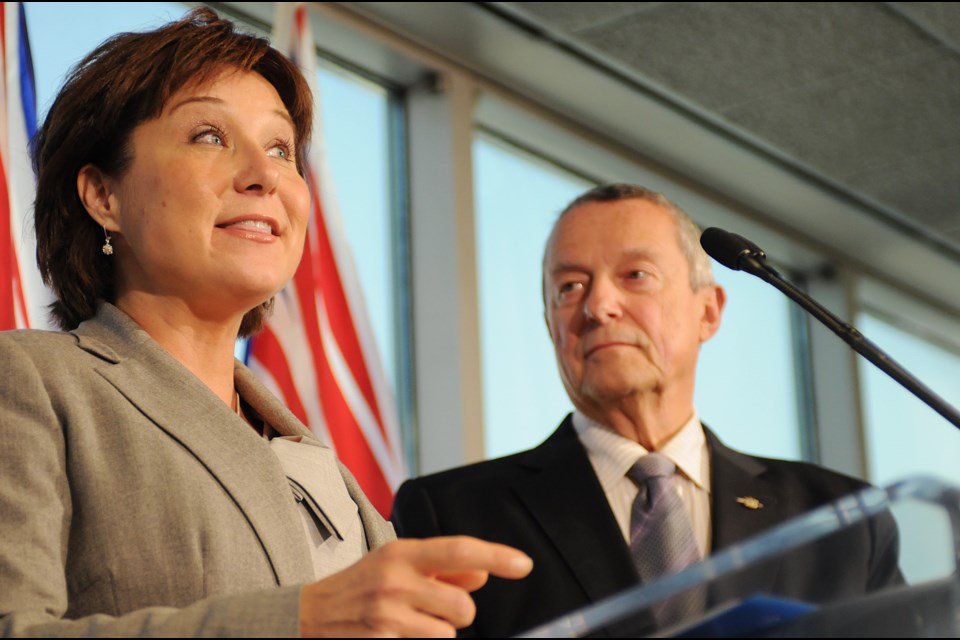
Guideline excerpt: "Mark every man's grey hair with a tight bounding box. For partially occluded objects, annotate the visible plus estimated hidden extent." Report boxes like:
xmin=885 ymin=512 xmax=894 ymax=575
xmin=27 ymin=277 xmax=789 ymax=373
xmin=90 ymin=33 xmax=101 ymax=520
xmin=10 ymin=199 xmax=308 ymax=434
xmin=543 ymin=183 xmax=715 ymax=292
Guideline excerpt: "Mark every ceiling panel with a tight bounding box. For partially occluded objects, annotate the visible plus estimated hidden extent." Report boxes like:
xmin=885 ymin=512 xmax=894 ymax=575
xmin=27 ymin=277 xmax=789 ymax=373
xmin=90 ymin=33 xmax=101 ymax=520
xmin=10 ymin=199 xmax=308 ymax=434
xmin=501 ymin=2 xmax=960 ymax=249
xmin=341 ymin=1 xmax=960 ymax=312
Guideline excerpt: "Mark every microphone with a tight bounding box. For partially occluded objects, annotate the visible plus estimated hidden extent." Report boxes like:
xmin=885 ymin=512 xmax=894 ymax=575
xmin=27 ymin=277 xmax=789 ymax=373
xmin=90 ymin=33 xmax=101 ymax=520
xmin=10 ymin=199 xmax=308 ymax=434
xmin=700 ymin=227 xmax=960 ymax=433
xmin=699 ymin=227 xmax=768 ymax=273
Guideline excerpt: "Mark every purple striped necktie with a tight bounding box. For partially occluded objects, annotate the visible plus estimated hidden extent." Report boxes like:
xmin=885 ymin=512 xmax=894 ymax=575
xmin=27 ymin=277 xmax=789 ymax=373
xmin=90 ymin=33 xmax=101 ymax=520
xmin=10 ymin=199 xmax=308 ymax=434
xmin=627 ymin=452 xmax=705 ymax=627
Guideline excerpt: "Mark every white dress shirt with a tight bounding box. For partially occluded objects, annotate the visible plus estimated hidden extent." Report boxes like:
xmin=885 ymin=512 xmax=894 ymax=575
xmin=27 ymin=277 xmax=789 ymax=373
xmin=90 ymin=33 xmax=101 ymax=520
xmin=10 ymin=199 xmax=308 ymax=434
xmin=572 ymin=411 xmax=712 ymax=557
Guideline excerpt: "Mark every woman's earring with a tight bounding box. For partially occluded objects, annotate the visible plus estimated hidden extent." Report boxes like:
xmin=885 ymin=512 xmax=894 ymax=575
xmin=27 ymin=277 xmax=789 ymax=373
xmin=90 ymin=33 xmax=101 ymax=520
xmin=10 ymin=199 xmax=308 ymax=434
xmin=102 ymin=227 xmax=114 ymax=256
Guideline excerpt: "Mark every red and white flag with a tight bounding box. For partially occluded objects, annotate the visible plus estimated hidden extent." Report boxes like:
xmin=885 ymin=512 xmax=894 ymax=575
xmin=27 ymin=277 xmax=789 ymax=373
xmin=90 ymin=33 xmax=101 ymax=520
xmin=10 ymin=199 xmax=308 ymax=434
xmin=0 ymin=2 xmax=50 ymax=331
xmin=250 ymin=3 xmax=405 ymax=517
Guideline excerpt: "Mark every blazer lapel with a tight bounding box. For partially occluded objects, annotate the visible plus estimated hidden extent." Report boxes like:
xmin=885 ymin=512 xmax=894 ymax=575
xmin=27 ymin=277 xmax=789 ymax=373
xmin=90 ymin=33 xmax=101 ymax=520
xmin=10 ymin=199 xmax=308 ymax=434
xmin=336 ymin=460 xmax=396 ymax=550
xmin=233 ymin=364 xmax=311 ymax=439
xmin=513 ymin=418 xmax=638 ymax=606
xmin=705 ymin=427 xmax=787 ymax=603
xmin=73 ymin=305 xmax=314 ymax=586
xmin=234 ymin=364 xmax=395 ymax=550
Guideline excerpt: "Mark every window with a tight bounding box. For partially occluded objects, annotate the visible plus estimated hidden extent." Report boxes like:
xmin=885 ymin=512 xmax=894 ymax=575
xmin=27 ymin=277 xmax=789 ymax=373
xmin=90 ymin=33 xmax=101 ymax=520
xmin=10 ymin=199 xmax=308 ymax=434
xmin=474 ymin=133 xmax=592 ymax=458
xmin=696 ymin=267 xmax=804 ymax=460
xmin=857 ymin=303 xmax=960 ymax=583
xmin=858 ymin=311 xmax=960 ymax=487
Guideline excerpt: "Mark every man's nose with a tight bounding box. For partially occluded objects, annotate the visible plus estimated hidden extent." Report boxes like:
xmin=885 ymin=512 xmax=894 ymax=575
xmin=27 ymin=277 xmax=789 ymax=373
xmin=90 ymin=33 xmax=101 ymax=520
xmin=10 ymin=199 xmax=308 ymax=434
xmin=583 ymin=276 xmax=623 ymax=323
xmin=233 ymin=141 xmax=280 ymax=194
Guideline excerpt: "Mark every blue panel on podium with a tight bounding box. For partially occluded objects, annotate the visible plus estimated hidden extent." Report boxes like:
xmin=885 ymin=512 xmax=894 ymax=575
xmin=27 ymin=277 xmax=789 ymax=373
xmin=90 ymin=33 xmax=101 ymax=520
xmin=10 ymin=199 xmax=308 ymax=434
xmin=670 ymin=595 xmax=815 ymax=638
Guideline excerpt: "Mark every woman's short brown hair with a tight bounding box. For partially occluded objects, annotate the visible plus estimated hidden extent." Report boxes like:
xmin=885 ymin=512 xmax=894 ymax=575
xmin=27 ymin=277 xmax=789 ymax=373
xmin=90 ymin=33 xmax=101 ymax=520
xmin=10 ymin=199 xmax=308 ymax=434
xmin=32 ymin=7 xmax=313 ymax=335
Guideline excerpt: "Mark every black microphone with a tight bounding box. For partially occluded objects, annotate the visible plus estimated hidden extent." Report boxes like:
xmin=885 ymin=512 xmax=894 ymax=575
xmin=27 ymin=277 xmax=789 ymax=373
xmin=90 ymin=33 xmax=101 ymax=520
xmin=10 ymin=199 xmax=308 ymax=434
xmin=699 ymin=227 xmax=768 ymax=273
xmin=700 ymin=227 xmax=960 ymax=433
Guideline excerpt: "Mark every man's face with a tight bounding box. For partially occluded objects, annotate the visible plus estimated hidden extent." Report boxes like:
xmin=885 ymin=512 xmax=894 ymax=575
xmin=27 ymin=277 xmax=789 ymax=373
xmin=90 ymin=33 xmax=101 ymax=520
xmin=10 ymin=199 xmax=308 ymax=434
xmin=543 ymin=198 xmax=724 ymax=416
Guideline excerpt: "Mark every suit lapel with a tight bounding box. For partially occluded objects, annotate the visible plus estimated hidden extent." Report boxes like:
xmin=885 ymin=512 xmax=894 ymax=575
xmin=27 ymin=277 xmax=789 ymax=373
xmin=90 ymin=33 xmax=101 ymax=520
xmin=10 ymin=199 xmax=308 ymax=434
xmin=233 ymin=365 xmax=394 ymax=550
xmin=336 ymin=459 xmax=396 ymax=550
xmin=73 ymin=304 xmax=314 ymax=586
xmin=705 ymin=427 xmax=787 ymax=602
xmin=233 ymin=364 xmax=311 ymax=439
xmin=513 ymin=417 xmax=638 ymax=604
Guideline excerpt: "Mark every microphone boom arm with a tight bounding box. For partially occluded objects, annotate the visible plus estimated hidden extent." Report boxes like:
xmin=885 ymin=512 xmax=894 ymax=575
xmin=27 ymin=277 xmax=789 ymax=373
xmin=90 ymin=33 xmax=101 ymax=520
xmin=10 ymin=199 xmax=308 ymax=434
xmin=706 ymin=228 xmax=960 ymax=433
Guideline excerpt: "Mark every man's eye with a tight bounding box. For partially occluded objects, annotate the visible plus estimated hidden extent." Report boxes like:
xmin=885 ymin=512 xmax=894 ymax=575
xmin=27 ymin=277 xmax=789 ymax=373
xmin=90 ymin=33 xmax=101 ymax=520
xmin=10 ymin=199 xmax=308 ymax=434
xmin=557 ymin=281 xmax=584 ymax=300
xmin=627 ymin=270 xmax=648 ymax=280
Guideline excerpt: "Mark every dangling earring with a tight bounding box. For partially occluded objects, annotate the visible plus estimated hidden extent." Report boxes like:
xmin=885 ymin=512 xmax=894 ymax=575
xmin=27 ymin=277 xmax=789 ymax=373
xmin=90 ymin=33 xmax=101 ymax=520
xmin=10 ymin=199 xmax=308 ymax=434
xmin=102 ymin=227 xmax=114 ymax=256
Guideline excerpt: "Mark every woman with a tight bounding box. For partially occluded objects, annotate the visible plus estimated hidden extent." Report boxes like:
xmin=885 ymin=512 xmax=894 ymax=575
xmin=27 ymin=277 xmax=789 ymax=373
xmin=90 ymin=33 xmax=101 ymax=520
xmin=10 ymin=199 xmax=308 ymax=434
xmin=0 ymin=8 xmax=529 ymax=638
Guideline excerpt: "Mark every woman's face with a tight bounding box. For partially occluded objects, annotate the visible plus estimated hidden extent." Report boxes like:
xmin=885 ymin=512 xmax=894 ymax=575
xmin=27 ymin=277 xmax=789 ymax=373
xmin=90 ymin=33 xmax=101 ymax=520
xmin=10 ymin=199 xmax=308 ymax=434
xmin=95 ymin=68 xmax=310 ymax=323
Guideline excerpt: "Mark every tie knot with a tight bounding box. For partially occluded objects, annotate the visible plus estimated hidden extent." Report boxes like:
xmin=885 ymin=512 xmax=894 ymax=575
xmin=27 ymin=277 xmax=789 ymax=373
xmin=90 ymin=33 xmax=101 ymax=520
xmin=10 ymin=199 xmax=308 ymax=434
xmin=627 ymin=452 xmax=676 ymax=486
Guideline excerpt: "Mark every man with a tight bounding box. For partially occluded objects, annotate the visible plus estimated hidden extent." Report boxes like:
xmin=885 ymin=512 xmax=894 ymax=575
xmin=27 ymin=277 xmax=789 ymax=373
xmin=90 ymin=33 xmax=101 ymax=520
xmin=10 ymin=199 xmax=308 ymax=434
xmin=391 ymin=184 xmax=901 ymax=637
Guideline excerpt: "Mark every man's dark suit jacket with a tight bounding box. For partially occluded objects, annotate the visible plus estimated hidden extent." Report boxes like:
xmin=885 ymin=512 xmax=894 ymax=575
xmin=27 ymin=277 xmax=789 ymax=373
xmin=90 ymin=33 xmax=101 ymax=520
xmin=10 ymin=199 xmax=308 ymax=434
xmin=391 ymin=415 xmax=902 ymax=637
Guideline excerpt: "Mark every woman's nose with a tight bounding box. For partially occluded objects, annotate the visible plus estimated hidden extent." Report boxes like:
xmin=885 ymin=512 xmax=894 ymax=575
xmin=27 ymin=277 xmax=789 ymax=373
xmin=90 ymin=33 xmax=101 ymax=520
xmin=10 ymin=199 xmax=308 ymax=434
xmin=233 ymin=142 xmax=280 ymax=194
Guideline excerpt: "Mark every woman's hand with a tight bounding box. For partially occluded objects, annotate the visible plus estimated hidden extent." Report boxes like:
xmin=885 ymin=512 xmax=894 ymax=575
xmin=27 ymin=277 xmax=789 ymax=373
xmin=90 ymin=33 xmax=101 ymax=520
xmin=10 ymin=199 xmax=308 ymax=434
xmin=298 ymin=536 xmax=533 ymax=637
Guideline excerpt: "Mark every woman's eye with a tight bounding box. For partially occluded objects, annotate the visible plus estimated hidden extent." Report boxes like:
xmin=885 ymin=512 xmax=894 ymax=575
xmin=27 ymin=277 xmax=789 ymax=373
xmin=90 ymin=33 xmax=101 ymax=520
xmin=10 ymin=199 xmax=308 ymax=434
xmin=194 ymin=130 xmax=224 ymax=146
xmin=267 ymin=140 xmax=295 ymax=161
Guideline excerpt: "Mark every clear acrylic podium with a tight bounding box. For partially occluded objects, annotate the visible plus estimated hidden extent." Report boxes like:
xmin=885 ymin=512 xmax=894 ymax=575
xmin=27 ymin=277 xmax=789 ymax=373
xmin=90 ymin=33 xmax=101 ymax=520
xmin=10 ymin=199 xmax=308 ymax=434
xmin=517 ymin=476 xmax=960 ymax=638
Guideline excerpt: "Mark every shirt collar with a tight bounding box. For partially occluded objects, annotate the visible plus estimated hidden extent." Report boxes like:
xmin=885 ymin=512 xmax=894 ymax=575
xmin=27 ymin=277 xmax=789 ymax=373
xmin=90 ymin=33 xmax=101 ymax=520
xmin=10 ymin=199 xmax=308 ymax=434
xmin=572 ymin=410 xmax=710 ymax=492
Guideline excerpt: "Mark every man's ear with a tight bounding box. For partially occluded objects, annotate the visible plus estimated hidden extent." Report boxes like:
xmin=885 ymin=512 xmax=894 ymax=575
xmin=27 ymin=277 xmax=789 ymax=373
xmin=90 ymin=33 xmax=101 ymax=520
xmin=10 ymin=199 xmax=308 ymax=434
xmin=77 ymin=163 xmax=120 ymax=231
xmin=698 ymin=284 xmax=726 ymax=343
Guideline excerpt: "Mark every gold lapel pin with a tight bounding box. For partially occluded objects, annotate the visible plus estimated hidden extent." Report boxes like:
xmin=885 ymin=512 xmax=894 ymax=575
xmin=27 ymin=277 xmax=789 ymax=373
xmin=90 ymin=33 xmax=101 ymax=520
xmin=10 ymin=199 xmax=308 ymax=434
xmin=736 ymin=496 xmax=764 ymax=510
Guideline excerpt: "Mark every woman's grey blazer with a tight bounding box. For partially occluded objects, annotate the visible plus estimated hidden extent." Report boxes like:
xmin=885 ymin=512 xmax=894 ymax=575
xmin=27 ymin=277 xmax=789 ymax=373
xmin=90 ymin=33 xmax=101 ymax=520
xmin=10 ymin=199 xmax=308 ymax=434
xmin=0 ymin=303 xmax=395 ymax=637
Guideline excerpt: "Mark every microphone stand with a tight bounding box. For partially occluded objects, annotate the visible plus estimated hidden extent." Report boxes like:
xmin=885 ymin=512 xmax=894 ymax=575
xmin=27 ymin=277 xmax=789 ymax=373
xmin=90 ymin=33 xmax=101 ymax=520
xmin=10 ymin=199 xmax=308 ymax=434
xmin=734 ymin=247 xmax=960 ymax=433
